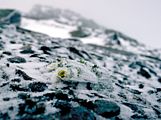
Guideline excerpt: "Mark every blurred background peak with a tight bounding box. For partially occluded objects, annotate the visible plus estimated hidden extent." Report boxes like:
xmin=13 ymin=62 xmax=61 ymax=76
xmin=0 ymin=0 xmax=161 ymax=48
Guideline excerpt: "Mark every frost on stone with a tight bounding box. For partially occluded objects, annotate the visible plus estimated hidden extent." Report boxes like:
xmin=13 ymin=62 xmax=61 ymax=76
xmin=46 ymin=58 xmax=108 ymax=83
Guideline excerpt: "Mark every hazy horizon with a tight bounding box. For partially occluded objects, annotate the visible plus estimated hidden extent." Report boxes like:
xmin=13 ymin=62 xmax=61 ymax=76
xmin=0 ymin=0 xmax=161 ymax=48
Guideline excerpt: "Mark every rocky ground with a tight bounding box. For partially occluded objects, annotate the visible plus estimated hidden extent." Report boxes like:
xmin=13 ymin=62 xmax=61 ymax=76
xmin=0 ymin=7 xmax=161 ymax=120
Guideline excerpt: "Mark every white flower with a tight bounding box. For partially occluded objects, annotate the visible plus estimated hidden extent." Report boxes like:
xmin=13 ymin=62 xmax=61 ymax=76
xmin=47 ymin=63 xmax=58 ymax=72
xmin=56 ymin=67 xmax=71 ymax=80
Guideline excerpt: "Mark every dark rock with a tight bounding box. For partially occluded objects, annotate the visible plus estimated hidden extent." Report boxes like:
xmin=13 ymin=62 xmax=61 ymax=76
xmin=2 ymin=51 xmax=12 ymax=55
xmin=123 ymin=102 xmax=144 ymax=114
xmin=81 ymin=50 xmax=92 ymax=59
xmin=35 ymin=102 xmax=46 ymax=115
xmin=10 ymin=84 xmax=28 ymax=91
xmin=0 ymin=43 xmax=3 ymax=50
xmin=18 ymin=93 xmax=30 ymax=100
xmin=15 ymin=69 xmax=32 ymax=80
xmin=62 ymin=80 xmax=79 ymax=89
xmin=92 ymin=100 xmax=120 ymax=118
xmin=0 ymin=54 xmax=4 ymax=59
xmin=152 ymin=105 xmax=161 ymax=118
xmin=129 ymin=62 xmax=157 ymax=76
xmin=40 ymin=46 xmax=51 ymax=54
xmin=28 ymin=82 xmax=47 ymax=92
xmin=156 ymin=88 xmax=161 ymax=92
xmin=52 ymin=46 xmax=61 ymax=49
xmin=43 ymin=92 xmax=55 ymax=101
xmin=137 ymin=67 xmax=151 ymax=79
xmin=158 ymin=77 xmax=161 ymax=83
xmin=25 ymin=98 xmax=36 ymax=106
xmin=55 ymin=91 xmax=69 ymax=100
xmin=30 ymin=54 xmax=39 ymax=57
xmin=8 ymin=56 xmax=26 ymax=63
xmin=3 ymin=97 xmax=10 ymax=101
xmin=1 ymin=71 xmax=9 ymax=80
xmin=148 ymin=90 xmax=155 ymax=94
xmin=0 ymin=112 xmax=10 ymax=120
xmin=18 ymin=99 xmax=35 ymax=115
xmin=10 ymin=41 xmax=16 ymax=44
xmin=11 ymin=78 xmax=21 ymax=83
xmin=128 ymin=88 xmax=142 ymax=94
xmin=55 ymin=100 xmax=72 ymax=115
xmin=108 ymin=33 xmax=121 ymax=45
xmin=68 ymin=106 xmax=95 ymax=120
xmin=68 ymin=47 xmax=84 ymax=58
xmin=70 ymin=27 xmax=90 ymax=38
xmin=157 ymin=98 xmax=161 ymax=103
xmin=6 ymin=63 xmax=10 ymax=67
xmin=9 ymin=106 xmax=14 ymax=111
xmin=40 ymin=46 xmax=51 ymax=51
xmin=0 ymin=9 xmax=21 ymax=25
xmin=18 ymin=103 xmax=28 ymax=115
xmin=129 ymin=61 xmax=143 ymax=69
xmin=77 ymin=99 xmax=94 ymax=109
xmin=0 ymin=82 xmax=9 ymax=87
xmin=138 ymin=84 xmax=144 ymax=89
xmin=131 ymin=114 xmax=148 ymax=119
xmin=18 ymin=98 xmax=45 ymax=115
xmin=20 ymin=48 xmax=35 ymax=54
xmin=86 ymin=82 xmax=92 ymax=90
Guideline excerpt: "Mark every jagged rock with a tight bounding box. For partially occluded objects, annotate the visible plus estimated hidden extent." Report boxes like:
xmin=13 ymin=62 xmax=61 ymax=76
xmin=0 ymin=43 xmax=3 ymax=50
xmin=40 ymin=46 xmax=51 ymax=54
xmin=131 ymin=114 xmax=148 ymax=119
xmin=8 ymin=56 xmax=26 ymax=63
xmin=28 ymin=82 xmax=47 ymax=92
xmin=10 ymin=40 xmax=16 ymax=44
xmin=2 ymin=51 xmax=12 ymax=55
xmin=70 ymin=27 xmax=90 ymax=38
xmin=10 ymin=84 xmax=28 ymax=91
xmin=20 ymin=48 xmax=35 ymax=54
xmin=15 ymin=69 xmax=32 ymax=80
xmin=11 ymin=78 xmax=21 ymax=83
xmin=55 ymin=91 xmax=69 ymax=100
xmin=92 ymin=100 xmax=120 ymax=118
xmin=137 ymin=67 xmax=151 ymax=79
xmin=0 ymin=113 xmax=10 ymax=120
xmin=43 ymin=92 xmax=55 ymax=101
xmin=3 ymin=97 xmax=10 ymax=101
xmin=138 ymin=84 xmax=144 ymax=89
xmin=123 ymin=102 xmax=144 ymax=114
xmin=129 ymin=61 xmax=157 ymax=76
xmin=54 ymin=100 xmax=72 ymax=115
xmin=66 ymin=106 xmax=96 ymax=120
xmin=0 ymin=9 xmax=21 ymax=25
xmin=158 ymin=77 xmax=161 ymax=83
xmin=18 ymin=98 xmax=46 ymax=115
xmin=18 ymin=93 xmax=30 ymax=100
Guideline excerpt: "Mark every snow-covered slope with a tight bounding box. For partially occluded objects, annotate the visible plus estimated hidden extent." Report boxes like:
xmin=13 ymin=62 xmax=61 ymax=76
xmin=0 ymin=7 xmax=161 ymax=120
xmin=21 ymin=18 xmax=106 ymax=46
xmin=0 ymin=23 xmax=161 ymax=120
xmin=21 ymin=5 xmax=158 ymax=56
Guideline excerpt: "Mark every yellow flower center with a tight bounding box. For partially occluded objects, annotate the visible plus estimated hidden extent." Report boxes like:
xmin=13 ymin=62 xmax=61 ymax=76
xmin=58 ymin=70 xmax=66 ymax=78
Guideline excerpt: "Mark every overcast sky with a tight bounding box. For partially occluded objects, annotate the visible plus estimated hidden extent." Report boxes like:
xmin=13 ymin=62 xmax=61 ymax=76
xmin=0 ymin=0 xmax=161 ymax=48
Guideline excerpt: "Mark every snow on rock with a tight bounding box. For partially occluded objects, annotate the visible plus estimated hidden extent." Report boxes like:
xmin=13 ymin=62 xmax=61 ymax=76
xmin=0 ymin=7 xmax=161 ymax=119
xmin=21 ymin=18 xmax=74 ymax=38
